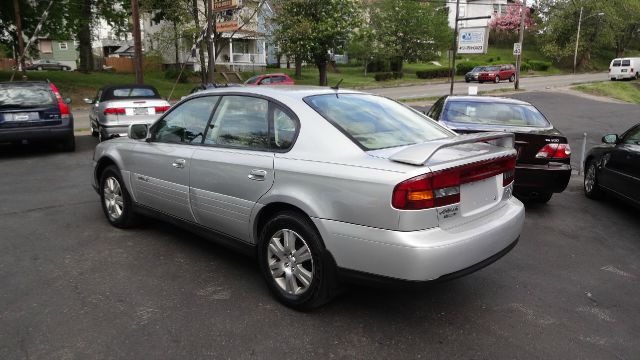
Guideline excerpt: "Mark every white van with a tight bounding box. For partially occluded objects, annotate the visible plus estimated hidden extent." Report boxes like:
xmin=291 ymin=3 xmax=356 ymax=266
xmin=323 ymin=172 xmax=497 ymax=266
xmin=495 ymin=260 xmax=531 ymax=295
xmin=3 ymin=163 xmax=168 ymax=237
xmin=609 ymin=58 xmax=640 ymax=80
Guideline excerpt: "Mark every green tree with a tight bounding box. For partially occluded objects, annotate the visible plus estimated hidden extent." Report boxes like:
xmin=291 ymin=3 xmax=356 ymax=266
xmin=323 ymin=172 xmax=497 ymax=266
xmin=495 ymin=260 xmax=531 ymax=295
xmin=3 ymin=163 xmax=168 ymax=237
xmin=347 ymin=26 xmax=380 ymax=76
xmin=370 ymin=0 xmax=450 ymax=72
xmin=273 ymin=0 xmax=361 ymax=86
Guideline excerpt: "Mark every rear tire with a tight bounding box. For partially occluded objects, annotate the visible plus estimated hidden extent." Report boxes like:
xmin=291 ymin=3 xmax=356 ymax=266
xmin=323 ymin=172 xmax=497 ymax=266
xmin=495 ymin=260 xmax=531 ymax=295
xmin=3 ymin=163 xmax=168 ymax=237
xmin=257 ymin=211 xmax=337 ymax=310
xmin=509 ymin=74 xmax=515 ymax=82
xmin=99 ymin=165 xmax=137 ymax=228
xmin=584 ymin=160 xmax=603 ymax=199
xmin=535 ymin=192 xmax=553 ymax=203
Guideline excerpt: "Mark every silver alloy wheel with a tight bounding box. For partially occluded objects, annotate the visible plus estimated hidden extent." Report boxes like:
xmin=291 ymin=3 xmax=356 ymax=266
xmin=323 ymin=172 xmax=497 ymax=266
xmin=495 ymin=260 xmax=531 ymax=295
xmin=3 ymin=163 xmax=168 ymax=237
xmin=103 ymin=177 xmax=124 ymax=221
xmin=585 ymin=163 xmax=596 ymax=193
xmin=267 ymin=229 xmax=314 ymax=295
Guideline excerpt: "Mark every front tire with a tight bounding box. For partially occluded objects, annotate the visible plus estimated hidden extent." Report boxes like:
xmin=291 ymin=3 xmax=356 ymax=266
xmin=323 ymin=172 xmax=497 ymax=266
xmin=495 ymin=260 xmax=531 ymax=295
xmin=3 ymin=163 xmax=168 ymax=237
xmin=584 ymin=160 xmax=603 ymax=199
xmin=494 ymin=75 xmax=500 ymax=83
xmin=99 ymin=165 xmax=137 ymax=228
xmin=258 ymin=211 xmax=337 ymax=310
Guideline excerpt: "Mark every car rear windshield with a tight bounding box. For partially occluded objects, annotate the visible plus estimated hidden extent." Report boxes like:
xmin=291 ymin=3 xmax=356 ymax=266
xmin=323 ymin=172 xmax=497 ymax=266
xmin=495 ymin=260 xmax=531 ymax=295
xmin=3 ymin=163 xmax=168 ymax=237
xmin=612 ymin=60 xmax=621 ymax=67
xmin=443 ymin=101 xmax=550 ymax=128
xmin=102 ymin=87 xmax=161 ymax=101
xmin=0 ymin=84 xmax=55 ymax=107
xmin=621 ymin=59 xmax=631 ymax=66
xmin=304 ymin=94 xmax=452 ymax=151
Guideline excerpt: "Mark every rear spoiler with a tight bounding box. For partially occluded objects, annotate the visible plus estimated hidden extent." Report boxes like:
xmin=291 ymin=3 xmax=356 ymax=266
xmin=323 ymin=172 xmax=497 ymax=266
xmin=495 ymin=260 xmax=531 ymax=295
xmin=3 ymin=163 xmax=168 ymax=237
xmin=389 ymin=132 xmax=515 ymax=166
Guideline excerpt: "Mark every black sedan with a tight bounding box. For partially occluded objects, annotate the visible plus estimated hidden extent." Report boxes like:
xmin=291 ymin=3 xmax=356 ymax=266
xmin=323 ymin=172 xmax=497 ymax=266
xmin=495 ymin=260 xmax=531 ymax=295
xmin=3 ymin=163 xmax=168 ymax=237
xmin=584 ymin=124 xmax=640 ymax=206
xmin=426 ymin=96 xmax=571 ymax=203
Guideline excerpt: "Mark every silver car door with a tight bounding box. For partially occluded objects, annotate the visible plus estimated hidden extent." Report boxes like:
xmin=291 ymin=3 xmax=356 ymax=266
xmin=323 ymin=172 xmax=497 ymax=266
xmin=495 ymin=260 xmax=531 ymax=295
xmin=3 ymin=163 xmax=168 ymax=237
xmin=128 ymin=95 xmax=219 ymax=221
xmin=190 ymin=95 xmax=291 ymax=242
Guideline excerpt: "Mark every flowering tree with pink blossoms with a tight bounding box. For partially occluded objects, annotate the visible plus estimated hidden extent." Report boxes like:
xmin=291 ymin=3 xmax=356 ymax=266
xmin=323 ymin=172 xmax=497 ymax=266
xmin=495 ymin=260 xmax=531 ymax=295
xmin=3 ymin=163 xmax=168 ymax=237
xmin=489 ymin=0 xmax=534 ymax=32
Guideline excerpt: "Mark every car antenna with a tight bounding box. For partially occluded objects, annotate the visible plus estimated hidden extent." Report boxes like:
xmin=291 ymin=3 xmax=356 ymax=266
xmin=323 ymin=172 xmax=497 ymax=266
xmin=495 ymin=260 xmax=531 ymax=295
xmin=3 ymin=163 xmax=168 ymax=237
xmin=331 ymin=78 xmax=343 ymax=97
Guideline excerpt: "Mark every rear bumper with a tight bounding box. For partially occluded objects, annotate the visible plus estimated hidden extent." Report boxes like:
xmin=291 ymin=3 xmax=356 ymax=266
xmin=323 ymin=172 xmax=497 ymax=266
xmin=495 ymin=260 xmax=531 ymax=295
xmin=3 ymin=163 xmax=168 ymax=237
xmin=0 ymin=118 xmax=73 ymax=142
xmin=313 ymin=198 xmax=525 ymax=282
xmin=514 ymin=162 xmax=572 ymax=193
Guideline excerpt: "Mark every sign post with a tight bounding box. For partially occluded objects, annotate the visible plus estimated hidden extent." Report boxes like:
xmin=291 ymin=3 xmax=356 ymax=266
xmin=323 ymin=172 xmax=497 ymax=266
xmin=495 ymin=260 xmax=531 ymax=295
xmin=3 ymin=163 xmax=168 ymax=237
xmin=450 ymin=13 xmax=491 ymax=95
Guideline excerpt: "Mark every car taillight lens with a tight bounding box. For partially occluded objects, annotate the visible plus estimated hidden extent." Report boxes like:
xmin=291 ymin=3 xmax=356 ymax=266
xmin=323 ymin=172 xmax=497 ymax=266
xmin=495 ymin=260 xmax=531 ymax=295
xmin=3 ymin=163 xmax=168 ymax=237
xmin=154 ymin=105 xmax=170 ymax=113
xmin=104 ymin=107 xmax=126 ymax=115
xmin=535 ymin=143 xmax=571 ymax=159
xmin=49 ymin=83 xmax=70 ymax=119
xmin=392 ymin=155 xmax=516 ymax=210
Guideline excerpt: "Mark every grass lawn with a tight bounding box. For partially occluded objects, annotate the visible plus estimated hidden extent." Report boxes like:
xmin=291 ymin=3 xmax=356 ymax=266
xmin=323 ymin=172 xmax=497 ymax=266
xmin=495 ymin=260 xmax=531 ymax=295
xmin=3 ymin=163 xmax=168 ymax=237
xmin=573 ymin=80 xmax=640 ymax=104
xmin=0 ymin=70 xmax=196 ymax=106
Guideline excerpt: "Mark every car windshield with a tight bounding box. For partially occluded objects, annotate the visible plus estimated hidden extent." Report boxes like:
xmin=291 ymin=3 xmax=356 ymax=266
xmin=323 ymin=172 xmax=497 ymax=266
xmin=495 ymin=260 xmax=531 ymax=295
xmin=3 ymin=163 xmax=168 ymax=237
xmin=304 ymin=94 xmax=452 ymax=150
xmin=443 ymin=101 xmax=550 ymax=128
xmin=471 ymin=67 xmax=486 ymax=72
xmin=245 ymin=76 xmax=261 ymax=84
xmin=0 ymin=84 xmax=55 ymax=107
xmin=485 ymin=66 xmax=500 ymax=71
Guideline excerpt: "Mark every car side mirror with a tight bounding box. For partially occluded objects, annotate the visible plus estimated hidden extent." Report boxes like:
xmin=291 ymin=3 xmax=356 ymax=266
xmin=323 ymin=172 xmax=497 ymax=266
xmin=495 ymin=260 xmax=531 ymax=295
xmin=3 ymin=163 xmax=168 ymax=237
xmin=128 ymin=123 xmax=149 ymax=140
xmin=64 ymin=97 xmax=72 ymax=104
xmin=83 ymin=98 xmax=94 ymax=104
xmin=602 ymin=134 xmax=619 ymax=144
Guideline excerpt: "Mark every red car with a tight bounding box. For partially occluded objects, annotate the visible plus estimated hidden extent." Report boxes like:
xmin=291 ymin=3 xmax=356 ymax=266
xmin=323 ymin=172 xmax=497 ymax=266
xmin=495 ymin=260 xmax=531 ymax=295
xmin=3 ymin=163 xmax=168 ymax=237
xmin=478 ymin=64 xmax=516 ymax=83
xmin=244 ymin=73 xmax=295 ymax=86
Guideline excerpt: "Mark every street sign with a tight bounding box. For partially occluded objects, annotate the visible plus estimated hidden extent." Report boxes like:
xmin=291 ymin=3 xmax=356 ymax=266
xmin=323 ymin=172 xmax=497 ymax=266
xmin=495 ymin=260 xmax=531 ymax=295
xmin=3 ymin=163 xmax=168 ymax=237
xmin=513 ymin=43 xmax=522 ymax=56
xmin=458 ymin=27 xmax=489 ymax=54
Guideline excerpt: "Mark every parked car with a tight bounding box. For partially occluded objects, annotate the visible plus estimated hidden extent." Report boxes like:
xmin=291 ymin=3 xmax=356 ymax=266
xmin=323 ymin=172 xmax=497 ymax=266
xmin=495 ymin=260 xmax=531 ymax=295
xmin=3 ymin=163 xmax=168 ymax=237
xmin=609 ymin=58 xmax=640 ymax=80
xmin=25 ymin=59 xmax=71 ymax=71
xmin=0 ymin=81 xmax=75 ymax=151
xmin=244 ymin=73 xmax=295 ymax=86
xmin=465 ymin=66 xmax=487 ymax=83
xmin=427 ymin=96 xmax=571 ymax=203
xmin=85 ymin=85 xmax=171 ymax=142
xmin=584 ymin=124 xmax=640 ymax=206
xmin=478 ymin=64 xmax=516 ymax=83
xmin=92 ymin=87 xmax=525 ymax=309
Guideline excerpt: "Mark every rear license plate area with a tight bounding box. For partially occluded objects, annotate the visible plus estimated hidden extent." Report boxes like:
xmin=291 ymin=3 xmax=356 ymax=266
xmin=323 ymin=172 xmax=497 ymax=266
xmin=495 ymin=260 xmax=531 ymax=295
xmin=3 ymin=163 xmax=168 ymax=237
xmin=134 ymin=107 xmax=148 ymax=115
xmin=621 ymin=69 xmax=627 ymax=72
xmin=4 ymin=112 xmax=39 ymax=122
xmin=460 ymin=176 xmax=499 ymax=216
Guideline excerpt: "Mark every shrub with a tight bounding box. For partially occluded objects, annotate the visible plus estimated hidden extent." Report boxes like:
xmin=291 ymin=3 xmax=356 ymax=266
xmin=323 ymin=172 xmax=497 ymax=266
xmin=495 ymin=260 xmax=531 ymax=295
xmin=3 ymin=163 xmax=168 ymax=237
xmin=520 ymin=62 xmax=532 ymax=72
xmin=416 ymin=68 xmax=450 ymax=79
xmin=389 ymin=58 xmax=403 ymax=72
xmin=374 ymin=72 xmax=404 ymax=81
xmin=164 ymin=68 xmax=193 ymax=83
xmin=528 ymin=60 xmax=551 ymax=71
xmin=456 ymin=61 xmax=485 ymax=75
xmin=367 ymin=59 xmax=389 ymax=73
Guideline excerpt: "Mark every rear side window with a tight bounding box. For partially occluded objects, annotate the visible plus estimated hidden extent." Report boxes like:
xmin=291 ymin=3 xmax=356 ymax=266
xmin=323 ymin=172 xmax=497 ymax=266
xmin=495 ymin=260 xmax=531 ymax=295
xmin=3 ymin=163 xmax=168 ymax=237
xmin=304 ymin=94 xmax=451 ymax=151
xmin=621 ymin=60 xmax=631 ymax=66
xmin=0 ymin=84 xmax=55 ymax=107
xmin=443 ymin=101 xmax=550 ymax=128
xmin=612 ymin=60 xmax=621 ymax=67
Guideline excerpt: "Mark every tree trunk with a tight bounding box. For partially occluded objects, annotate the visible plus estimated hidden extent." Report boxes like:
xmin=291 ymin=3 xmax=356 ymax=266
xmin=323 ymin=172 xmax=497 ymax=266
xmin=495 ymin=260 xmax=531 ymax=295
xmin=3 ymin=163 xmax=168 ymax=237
xmin=276 ymin=53 xmax=282 ymax=68
xmin=317 ymin=60 xmax=328 ymax=86
xmin=206 ymin=0 xmax=215 ymax=83
xmin=192 ymin=0 xmax=207 ymax=83
xmin=12 ymin=0 xmax=26 ymax=73
xmin=295 ymin=57 xmax=302 ymax=79
xmin=364 ymin=59 xmax=368 ymax=77
xmin=173 ymin=21 xmax=180 ymax=66
xmin=78 ymin=0 xmax=94 ymax=73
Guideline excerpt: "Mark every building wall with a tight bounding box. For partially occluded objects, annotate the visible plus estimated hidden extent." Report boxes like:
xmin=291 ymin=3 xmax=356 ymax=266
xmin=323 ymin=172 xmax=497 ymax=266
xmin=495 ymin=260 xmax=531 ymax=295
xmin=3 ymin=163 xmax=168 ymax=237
xmin=447 ymin=0 xmax=510 ymax=29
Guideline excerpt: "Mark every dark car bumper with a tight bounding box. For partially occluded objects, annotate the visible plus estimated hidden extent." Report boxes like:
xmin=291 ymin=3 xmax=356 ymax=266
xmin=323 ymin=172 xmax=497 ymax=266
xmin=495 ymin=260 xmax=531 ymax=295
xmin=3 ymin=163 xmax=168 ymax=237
xmin=514 ymin=162 xmax=572 ymax=193
xmin=0 ymin=117 xmax=74 ymax=143
xmin=465 ymin=74 xmax=479 ymax=81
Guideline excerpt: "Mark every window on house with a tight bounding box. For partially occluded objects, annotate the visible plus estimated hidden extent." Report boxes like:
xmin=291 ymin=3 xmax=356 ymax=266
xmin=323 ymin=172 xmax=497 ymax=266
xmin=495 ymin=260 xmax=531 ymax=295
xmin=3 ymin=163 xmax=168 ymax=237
xmin=232 ymin=39 xmax=250 ymax=54
xmin=59 ymin=42 xmax=68 ymax=50
xmin=493 ymin=4 xmax=499 ymax=13
xmin=40 ymin=40 xmax=53 ymax=54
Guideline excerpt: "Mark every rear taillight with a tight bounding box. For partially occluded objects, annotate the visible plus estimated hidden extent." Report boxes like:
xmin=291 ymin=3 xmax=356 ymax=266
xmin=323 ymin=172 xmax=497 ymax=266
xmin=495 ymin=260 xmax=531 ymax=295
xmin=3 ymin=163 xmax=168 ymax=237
xmin=392 ymin=155 xmax=516 ymax=210
xmin=104 ymin=107 xmax=126 ymax=115
xmin=49 ymin=83 xmax=70 ymax=119
xmin=535 ymin=143 xmax=571 ymax=159
xmin=154 ymin=105 xmax=170 ymax=113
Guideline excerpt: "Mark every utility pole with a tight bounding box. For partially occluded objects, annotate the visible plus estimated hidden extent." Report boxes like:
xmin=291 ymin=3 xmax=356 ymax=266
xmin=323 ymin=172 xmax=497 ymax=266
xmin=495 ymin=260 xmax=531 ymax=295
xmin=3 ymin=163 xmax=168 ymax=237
xmin=573 ymin=7 xmax=583 ymax=74
xmin=449 ymin=0 xmax=460 ymax=95
xmin=12 ymin=0 xmax=26 ymax=73
xmin=514 ymin=0 xmax=526 ymax=90
xmin=131 ymin=0 xmax=144 ymax=84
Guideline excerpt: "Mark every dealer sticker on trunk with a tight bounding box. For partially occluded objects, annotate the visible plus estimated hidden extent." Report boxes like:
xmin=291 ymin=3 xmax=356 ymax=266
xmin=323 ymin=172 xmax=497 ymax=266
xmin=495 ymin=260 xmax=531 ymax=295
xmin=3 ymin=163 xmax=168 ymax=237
xmin=437 ymin=204 xmax=460 ymax=221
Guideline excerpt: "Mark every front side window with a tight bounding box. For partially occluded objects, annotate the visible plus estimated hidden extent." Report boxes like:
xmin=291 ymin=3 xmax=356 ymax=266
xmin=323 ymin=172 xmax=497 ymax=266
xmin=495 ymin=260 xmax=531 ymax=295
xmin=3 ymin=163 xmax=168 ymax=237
xmin=443 ymin=101 xmax=550 ymax=128
xmin=153 ymin=96 xmax=219 ymax=144
xmin=204 ymin=96 xmax=269 ymax=149
xmin=245 ymin=75 xmax=260 ymax=84
xmin=259 ymin=77 xmax=273 ymax=85
xmin=622 ymin=126 xmax=640 ymax=144
xmin=304 ymin=94 xmax=452 ymax=151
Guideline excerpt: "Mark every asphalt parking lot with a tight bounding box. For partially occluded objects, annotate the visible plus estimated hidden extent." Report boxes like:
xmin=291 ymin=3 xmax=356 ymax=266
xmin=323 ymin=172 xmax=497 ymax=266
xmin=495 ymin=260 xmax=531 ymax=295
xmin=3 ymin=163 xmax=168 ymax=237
xmin=1 ymin=91 xmax=639 ymax=359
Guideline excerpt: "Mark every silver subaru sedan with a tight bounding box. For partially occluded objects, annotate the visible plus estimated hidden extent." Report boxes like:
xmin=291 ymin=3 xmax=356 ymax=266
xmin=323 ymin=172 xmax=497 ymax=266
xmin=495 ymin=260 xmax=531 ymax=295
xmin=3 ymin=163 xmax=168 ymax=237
xmin=91 ymin=86 xmax=525 ymax=310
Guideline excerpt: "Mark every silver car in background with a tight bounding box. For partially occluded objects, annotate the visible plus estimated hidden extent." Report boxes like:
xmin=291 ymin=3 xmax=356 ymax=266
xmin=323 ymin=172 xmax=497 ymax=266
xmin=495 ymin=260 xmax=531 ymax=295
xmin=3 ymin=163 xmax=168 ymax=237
xmin=91 ymin=86 xmax=525 ymax=310
xmin=85 ymin=84 xmax=171 ymax=142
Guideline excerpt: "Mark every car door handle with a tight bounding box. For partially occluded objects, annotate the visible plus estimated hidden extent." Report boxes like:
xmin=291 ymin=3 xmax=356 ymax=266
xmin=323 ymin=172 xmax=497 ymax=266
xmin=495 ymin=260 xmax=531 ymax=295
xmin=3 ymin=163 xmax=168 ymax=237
xmin=248 ymin=169 xmax=267 ymax=181
xmin=172 ymin=159 xmax=186 ymax=169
